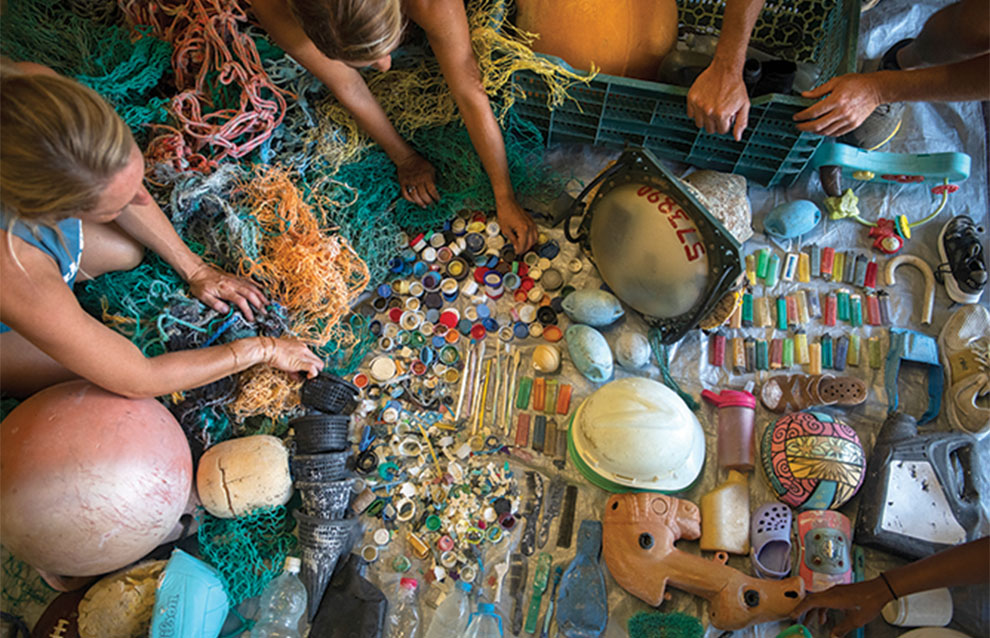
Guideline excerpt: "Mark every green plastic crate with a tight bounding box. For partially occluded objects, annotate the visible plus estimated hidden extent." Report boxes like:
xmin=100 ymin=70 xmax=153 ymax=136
xmin=511 ymin=0 xmax=860 ymax=187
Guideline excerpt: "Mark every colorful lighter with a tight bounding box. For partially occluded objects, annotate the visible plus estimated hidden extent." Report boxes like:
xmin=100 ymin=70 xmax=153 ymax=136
xmin=544 ymin=379 xmax=558 ymax=415
xmin=834 ymin=335 xmax=849 ymax=372
xmin=745 ymin=253 xmax=758 ymax=286
xmin=864 ymin=260 xmax=878 ymax=289
xmin=832 ymin=251 xmax=845 ymax=285
xmin=821 ymin=334 xmax=833 ymax=369
xmin=776 ymin=296 xmax=788 ymax=331
xmin=844 ymin=251 xmax=857 ymax=284
xmin=770 ymin=338 xmax=783 ymax=369
xmin=878 ymin=291 xmax=891 ymax=326
xmin=729 ymin=300 xmax=743 ymax=329
xmin=807 ymin=290 xmax=822 ymax=318
xmin=796 ymin=290 xmax=810 ymax=324
xmin=532 ymin=377 xmax=546 ymax=412
xmin=710 ymin=332 xmax=726 ymax=367
xmin=866 ymin=293 xmax=881 ymax=326
xmin=795 ymin=330 xmax=809 ymax=364
xmin=732 ymin=337 xmax=746 ymax=371
xmin=810 ymin=244 xmax=822 ymax=278
xmin=837 ymin=290 xmax=850 ymax=322
xmin=821 ymin=247 xmax=835 ymax=280
xmin=756 ymin=295 xmax=772 ymax=327
xmin=850 ymin=294 xmax=863 ymax=327
xmin=782 ymin=338 xmax=794 ymax=368
xmin=853 ymin=254 xmax=868 ymax=288
xmin=516 ymin=376 xmax=533 ymax=409
xmin=765 ymin=253 xmax=781 ymax=288
xmin=868 ymin=336 xmax=882 ymax=368
xmin=808 ymin=343 xmax=822 ymax=374
xmin=515 ymin=413 xmax=531 ymax=446
xmin=798 ymin=252 xmax=811 ymax=283
xmin=532 ymin=415 xmax=547 ymax=452
xmin=782 ymin=253 xmax=799 ymax=282
xmin=756 ymin=248 xmax=770 ymax=279
xmin=556 ymin=385 xmax=572 ymax=415
xmin=756 ymin=339 xmax=769 ymax=371
xmin=848 ymin=333 xmax=861 ymax=366
xmin=742 ymin=291 xmax=754 ymax=327
xmin=744 ymin=337 xmax=756 ymax=372
xmin=824 ymin=293 xmax=837 ymax=326
xmin=786 ymin=295 xmax=799 ymax=328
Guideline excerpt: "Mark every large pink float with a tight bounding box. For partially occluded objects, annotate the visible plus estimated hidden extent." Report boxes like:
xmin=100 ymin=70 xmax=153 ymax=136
xmin=1 ymin=381 xmax=192 ymax=578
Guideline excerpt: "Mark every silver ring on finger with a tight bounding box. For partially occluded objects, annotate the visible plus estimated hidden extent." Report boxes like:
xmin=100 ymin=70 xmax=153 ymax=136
xmin=406 ymin=185 xmax=416 ymax=193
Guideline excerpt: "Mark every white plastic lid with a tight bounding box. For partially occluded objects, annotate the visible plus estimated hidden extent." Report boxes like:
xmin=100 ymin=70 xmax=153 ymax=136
xmin=284 ymin=556 xmax=301 ymax=574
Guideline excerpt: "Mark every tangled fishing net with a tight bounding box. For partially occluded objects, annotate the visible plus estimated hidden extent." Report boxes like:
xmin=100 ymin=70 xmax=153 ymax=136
xmin=197 ymin=505 xmax=298 ymax=606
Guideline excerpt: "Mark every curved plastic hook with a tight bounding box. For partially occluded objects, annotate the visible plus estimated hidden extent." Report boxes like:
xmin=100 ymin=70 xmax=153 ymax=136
xmin=884 ymin=255 xmax=935 ymax=324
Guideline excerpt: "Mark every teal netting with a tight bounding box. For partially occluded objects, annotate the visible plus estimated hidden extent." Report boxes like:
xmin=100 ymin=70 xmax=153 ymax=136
xmin=1 ymin=554 xmax=53 ymax=619
xmin=197 ymin=505 xmax=298 ymax=606
xmin=0 ymin=0 xmax=172 ymax=141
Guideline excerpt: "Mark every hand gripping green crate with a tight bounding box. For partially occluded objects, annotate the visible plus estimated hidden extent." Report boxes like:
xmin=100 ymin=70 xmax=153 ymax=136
xmin=510 ymin=0 xmax=860 ymax=188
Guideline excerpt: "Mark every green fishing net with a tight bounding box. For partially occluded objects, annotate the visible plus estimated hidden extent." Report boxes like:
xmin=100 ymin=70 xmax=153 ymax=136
xmin=0 ymin=0 xmax=172 ymax=141
xmin=197 ymin=505 xmax=298 ymax=606
xmin=1 ymin=553 xmax=53 ymax=621
xmin=628 ymin=612 xmax=705 ymax=638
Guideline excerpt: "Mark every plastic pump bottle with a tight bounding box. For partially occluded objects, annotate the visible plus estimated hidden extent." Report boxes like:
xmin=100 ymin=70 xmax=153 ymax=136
xmin=424 ymin=581 xmax=472 ymax=638
xmin=465 ymin=603 xmax=504 ymax=638
xmin=251 ymin=557 xmax=308 ymax=638
xmin=387 ymin=577 xmax=421 ymax=638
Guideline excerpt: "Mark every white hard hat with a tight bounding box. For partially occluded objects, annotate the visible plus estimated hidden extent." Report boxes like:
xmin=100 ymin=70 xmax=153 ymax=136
xmin=569 ymin=377 xmax=705 ymax=493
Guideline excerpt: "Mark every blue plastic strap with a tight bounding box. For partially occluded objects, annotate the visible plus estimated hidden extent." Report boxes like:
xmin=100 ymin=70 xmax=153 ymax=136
xmin=885 ymin=329 xmax=942 ymax=424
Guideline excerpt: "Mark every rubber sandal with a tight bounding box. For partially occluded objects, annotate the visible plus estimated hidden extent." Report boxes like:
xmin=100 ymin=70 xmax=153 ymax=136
xmin=750 ymin=503 xmax=792 ymax=579
xmin=760 ymin=374 xmax=866 ymax=413
xmin=759 ymin=374 xmax=808 ymax=412
xmin=816 ymin=375 xmax=867 ymax=408
xmin=796 ymin=510 xmax=852 ymax=593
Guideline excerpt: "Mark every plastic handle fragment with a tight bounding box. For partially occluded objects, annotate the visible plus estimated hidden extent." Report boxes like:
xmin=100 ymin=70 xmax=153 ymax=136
xmin=524 ymin=553 xmax=552 ymax=634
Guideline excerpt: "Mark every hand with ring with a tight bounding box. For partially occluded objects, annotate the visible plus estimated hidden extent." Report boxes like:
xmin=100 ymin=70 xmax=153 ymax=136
xmin=395 ymin=150 xmax=440 ymax=208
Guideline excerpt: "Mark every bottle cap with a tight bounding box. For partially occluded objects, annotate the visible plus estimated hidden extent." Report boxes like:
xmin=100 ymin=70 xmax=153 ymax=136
xmin=701 ymin=389 xmax=756 ymax=409
xmin=400 ymin=577 xmax=418 ymax=590
xmin=284 ymin=556 xmax=301 ymax=573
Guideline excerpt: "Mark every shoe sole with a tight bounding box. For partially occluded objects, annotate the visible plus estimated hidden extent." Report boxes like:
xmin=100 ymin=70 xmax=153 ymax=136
xmin=938 ymin=305 xmax=990 ymax=438
xmin=937 ymin=219 xmax=985 ymax=305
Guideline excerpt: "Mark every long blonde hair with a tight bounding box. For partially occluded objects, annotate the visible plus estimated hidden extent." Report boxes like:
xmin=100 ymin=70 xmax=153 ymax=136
xmin=0 ymin=63 xmax=134 ymax=221
xmin=287 ymin=0 xmax=404 ymax=63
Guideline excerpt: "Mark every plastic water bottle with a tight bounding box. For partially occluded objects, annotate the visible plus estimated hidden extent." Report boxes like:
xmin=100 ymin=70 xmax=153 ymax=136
xmin=464 ymin=603 xmax=503 ymax=638
xmin=387 ymin=577 xmax=421 ymax=638
xmin=252 ymin=557 xmax=307 ymax=638
xmin=423 ymin=581 xmax=472 ymax=638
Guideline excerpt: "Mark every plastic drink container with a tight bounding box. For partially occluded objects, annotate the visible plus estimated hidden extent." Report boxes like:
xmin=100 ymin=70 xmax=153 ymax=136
xmin=387 ymin=577 xmax=421 ymax=638
xmin=465 ymin=603 xmax=504 ymax=638
xmin=251 ymin=557 xmax=307 ymax=638
xmin=423 ymin=581 xmax=472 ymax=638
xmin=701 ymin=389 xmax=757 ymax=471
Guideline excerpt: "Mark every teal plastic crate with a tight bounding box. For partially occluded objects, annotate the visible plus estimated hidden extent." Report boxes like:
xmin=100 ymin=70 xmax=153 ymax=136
xmin=511 ymin=0 xmax=860 ymax=188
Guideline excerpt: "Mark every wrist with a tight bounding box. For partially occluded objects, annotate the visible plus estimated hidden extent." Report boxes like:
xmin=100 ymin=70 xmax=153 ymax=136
xmin=874 ymin=573 xmax=898 ymax=604
xmin=493 ymin=188 xmax=516 ymax=206
xmin=232 ymin=338 xmax=267 ymax=369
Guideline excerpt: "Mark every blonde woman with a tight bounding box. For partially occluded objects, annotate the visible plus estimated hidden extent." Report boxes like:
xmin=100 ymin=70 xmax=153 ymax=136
xmin=0 ymin=63 xmax=323 ymax=399
xmin=252 ymin=0 xmax=539 ymax=253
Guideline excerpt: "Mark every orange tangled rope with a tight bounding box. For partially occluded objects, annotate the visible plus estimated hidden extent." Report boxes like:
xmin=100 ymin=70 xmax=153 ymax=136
xmin=237 ymin=165 xmax=370 ymax=346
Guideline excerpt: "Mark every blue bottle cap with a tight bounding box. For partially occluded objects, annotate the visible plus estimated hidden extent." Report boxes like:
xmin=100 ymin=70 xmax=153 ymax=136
xmin=401 ymin=248 xmax=417 ymax=262
xmin=513 ymin=322 xmax=529 ymax=339
xmin=485 ymin=255 xmax=499 ymax=269
xmin=377 ymin=283 xmax=393 ymax=299
xmin=458 ymin=319 xmax=473 ymax=335
xmin=412 ymin=262 xmax=427 ymax=277
xmin=432 ymin=335 xmax=447 ymax=349
xmin=476 ymin=303 xmax=491 ymax=319
xmin=482 ymin=317 xmax=498 ymax=332
xmin=538 ymin=240 xmax=560 ymax=260
xmin=425 ymin=308 xmax=441 ymax=324
xmin=388 ymin=257 xmax=405 ymax=274
xmin=419 ymin=347 xmax=434 ymax=365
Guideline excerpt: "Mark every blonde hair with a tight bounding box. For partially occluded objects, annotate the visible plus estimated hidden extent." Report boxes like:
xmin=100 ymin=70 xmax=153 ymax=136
xmin=288 ymin=0 xmax=404 ymax=63
xmin=0 ymin=62 xmax=135 ymax=221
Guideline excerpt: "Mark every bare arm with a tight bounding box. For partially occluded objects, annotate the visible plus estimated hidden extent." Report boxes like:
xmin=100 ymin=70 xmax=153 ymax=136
xmin=250 ymin=0 xmax=440 ymax=207
xmin=1 ymin=234 xmax=323 ymax=398
xmin=412 ymin=0 xmax=537 ymax=252
xmin=113 ymin=190 xmax=270 ymax=321
xmin=686 ymin=0 xmax=766 ymax=140
xmin=794 ymin=55 xmax=990 ymax=136
xmin=792 ymin=537 xmax=990 ymax=637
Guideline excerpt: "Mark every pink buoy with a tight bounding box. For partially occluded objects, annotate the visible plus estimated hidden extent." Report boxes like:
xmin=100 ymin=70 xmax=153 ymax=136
xmin=1 ymin=381 xmax=192 ymax=578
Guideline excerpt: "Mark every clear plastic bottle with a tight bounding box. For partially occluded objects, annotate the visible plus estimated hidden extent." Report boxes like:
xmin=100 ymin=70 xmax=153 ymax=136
xmin=464 ymin=603 xmax=503 ymax=638
xmin=387 ymin=577 xmax=421 ymax=638
xmin=423 ymin=581 xmax=472 ymax=638
xmin=252 ymin=557 xmax=308 ymax=638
